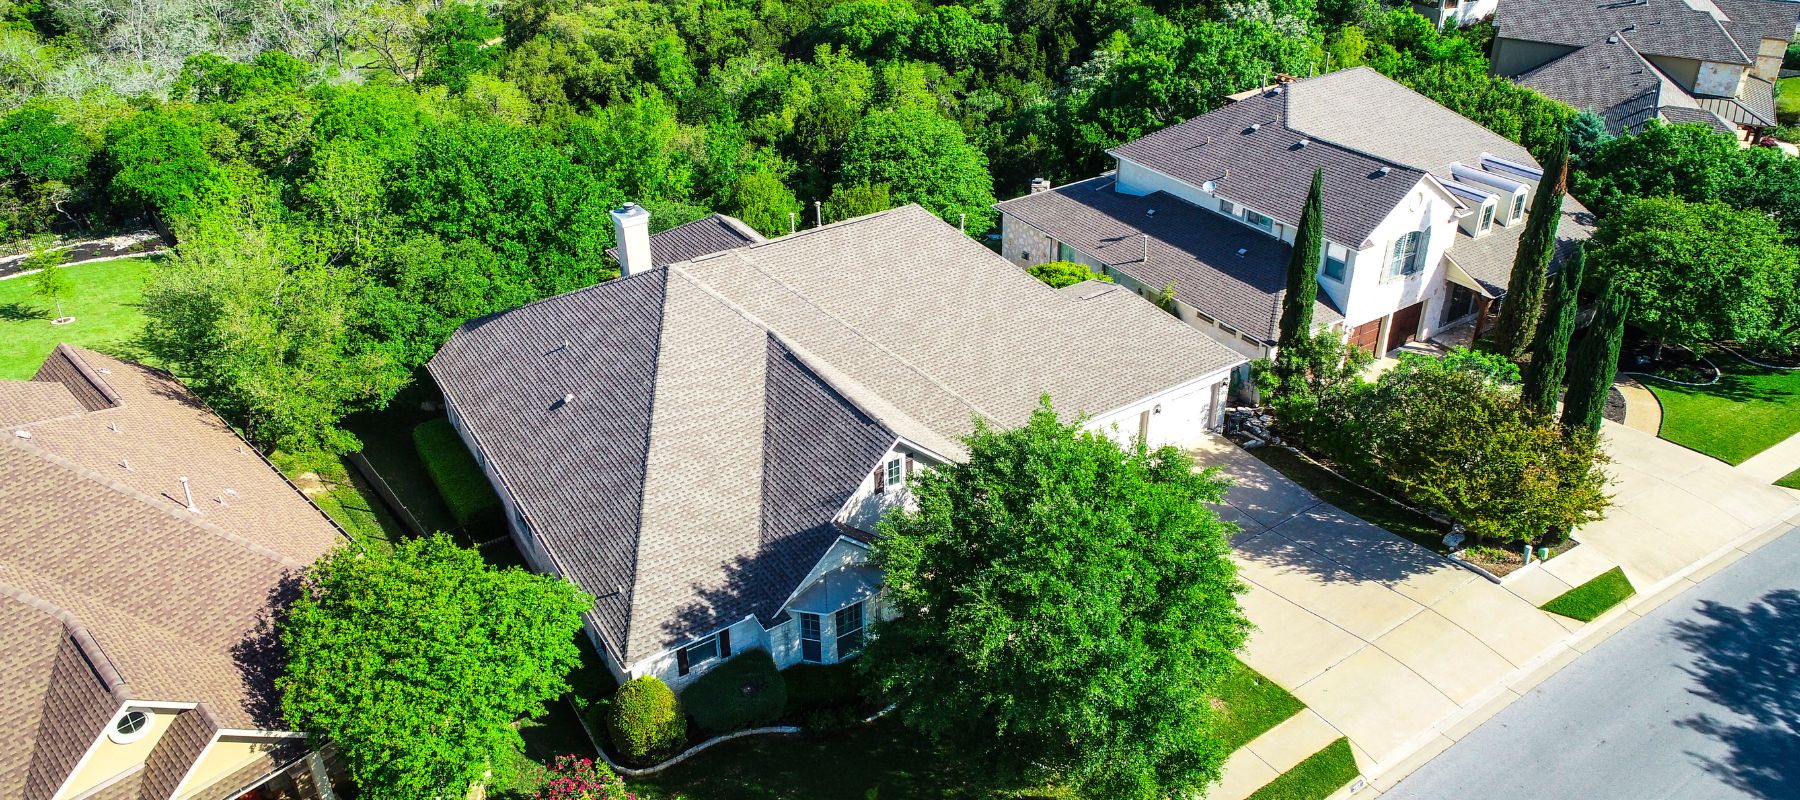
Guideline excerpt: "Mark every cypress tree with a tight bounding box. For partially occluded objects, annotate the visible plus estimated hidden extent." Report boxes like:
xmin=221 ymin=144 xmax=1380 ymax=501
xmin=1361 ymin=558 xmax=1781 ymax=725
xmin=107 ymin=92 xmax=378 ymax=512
xmin=1493 ymin=135 xmax=1569 ymax=360
xmin=1561 ymin=273 xmax=1630 ymax=434
xmin=1521 ymin=245 xmax=1586 ymax=415
xmin=1275 ymin=170 xmax=1325 ymax=383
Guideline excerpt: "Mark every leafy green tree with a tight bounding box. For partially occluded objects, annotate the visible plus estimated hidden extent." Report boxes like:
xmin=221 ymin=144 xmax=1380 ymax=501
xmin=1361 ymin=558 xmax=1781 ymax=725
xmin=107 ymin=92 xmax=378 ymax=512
xmin=170 ymin=51 xmax=310 ymax=103
xmin=1521 ymin=245 xmax=1585 ymax=415
xmin=1589 ymin=196 xmax=1799 ymax=352
xmin=911 ymin=5 xmax=1008 ymax=70
xmin=1565 ymin=110 xmax=1612 ymax=166
xmin=104 ymin=108 xmax=229 ymax=220
xmin=727 ymin=167 xmax=803 ymax=237
xmin=865 ymin=400 xmax=1248 ymax=800
xmin=1572 ymin=121 xmax=1743 ymax=217
xmin=355 ymin=233 xmax=532 ymax=371
xmin=280 ymin=534 xmax=592 ymax=800
xmin=420 ymin=3 xmax=504 ymax=92
xmin=1561 ymin=274 xmax=1629 ymax=434
xmin=814 ymin=0 xmax=919 ymax=58
xmin=27 ymin=239 xmax=71 ymax=319
xmin=824 ymin=181 xmax=892 ymax=222
xmin=566 ymin=89 xmax=695 ymax=204
xmin=1025 ymin=259 xmax=1110 ymax=288
xmin=1275 ymin=170 xmax=1324 ymax=383
xmin=841 ymin=107 xmax=997 ymax=233
xmin=1492 ymin=134 xmax=1567 ymax=360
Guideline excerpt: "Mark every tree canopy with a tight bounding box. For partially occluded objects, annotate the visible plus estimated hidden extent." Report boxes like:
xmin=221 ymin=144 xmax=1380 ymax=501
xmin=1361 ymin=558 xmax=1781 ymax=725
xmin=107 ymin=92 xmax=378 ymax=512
xmin=280 ymin=534 xmax=592 ymax=800
xmin=865 ymin=400 xmax=1248 ymax=800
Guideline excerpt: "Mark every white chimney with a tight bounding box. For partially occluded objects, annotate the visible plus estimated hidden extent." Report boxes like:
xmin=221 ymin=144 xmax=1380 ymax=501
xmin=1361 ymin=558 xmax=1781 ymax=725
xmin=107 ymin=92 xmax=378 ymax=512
xmin=611 ymin=203 xmax=652 ymax=277
xmin=1029 ymin=177 xmax=1052 ymax=194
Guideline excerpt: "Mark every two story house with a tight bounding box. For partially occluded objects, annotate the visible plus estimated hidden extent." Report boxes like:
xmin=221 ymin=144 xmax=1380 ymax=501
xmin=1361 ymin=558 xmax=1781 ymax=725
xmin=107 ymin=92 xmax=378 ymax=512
xmin=995 ymin=67 xmax=1593 ymax=368
xmin=0 ymin=345 xmax=347 ymax=800
xmin=1495 ymin=0 xmax=1797 ymax=138
xmin=427 ymin=203 xmax=1246 ymax=690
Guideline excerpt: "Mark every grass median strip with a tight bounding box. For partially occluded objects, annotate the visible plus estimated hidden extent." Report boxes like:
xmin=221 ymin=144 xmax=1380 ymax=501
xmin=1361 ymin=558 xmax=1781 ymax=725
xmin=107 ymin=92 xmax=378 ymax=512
xmin=1777 ymin=468 xmax=1800 ymax=491
xmin=1212 ymin=656 xmax=1306 ymax=752
xmin=1541 ymin=567 xmax=1636 ymax=622
xmin=1244 ymin=737 xmax=1359 ymax=800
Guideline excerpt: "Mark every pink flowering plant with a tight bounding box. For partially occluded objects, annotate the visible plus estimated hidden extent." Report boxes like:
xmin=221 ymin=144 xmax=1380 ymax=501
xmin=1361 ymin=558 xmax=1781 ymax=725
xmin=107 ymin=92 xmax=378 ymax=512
xmin=536 ymin=755 xmax=634 ymax=800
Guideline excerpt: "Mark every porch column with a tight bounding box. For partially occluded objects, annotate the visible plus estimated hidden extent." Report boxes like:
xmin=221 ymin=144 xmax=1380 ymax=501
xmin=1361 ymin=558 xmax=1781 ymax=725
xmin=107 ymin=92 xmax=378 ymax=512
xmin=1471 ymin=297 xmax=1494 ymax=342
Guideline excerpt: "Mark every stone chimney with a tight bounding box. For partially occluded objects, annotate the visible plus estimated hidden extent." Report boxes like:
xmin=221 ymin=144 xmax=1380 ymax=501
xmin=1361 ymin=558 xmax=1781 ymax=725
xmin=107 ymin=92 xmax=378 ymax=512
xmin=1029 ymin=177 xmax=1052 ymax=194
xmin=610 ymin=203 xmax=652 ymax=277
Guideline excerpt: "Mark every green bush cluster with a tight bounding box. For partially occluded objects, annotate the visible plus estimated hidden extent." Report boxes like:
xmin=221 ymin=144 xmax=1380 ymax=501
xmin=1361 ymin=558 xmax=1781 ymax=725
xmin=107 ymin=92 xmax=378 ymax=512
xmin=784 ymin=662 xmax=867 ymax=732
xmin=679 ymin=650 xmax=788 ymax=736
xmin=413 ymin=418 xmax=502 ymax=529
xmin=603 ymin=676 xmax=687 ymax=765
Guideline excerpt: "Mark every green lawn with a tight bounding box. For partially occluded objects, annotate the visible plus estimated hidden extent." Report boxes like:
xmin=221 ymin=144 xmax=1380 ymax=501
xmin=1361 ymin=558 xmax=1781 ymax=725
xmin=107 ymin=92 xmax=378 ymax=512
xmin=1244 ymin=738 xmax=1360 ymax=800
xmin=1778 ymin=468 xmax=1800 ymax=491
xmin=270 ymin=450 xmax=409 ymax=551
xmin=1645 ymin=349 xmax=1800 ymax=465
xmin=1248 ymin=445 xmax=1447 ymax=552
xmin=0 ymin=258 xmax=153 ymax=379
xmin=1541 ymin=567 xmax=1636 ymax=622
xmin=343 ymin=405 xmax=463 ymax=536
xmin=1778 ymin=76 xmax=1800 ymax=124
xmin=1211 ymin=657 xmax=1307 ymax=752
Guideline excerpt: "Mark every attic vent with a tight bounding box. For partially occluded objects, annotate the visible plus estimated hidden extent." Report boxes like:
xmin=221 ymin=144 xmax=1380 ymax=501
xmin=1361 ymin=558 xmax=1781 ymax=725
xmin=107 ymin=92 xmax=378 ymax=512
xmin=562 ymin=393 xmax=575 ymax=405
xmin=1607 ymin=34 xmax=1619 ymax=43
xmin=1378 ymin=166 xmax=1392 ymax=176
xmin=1248 ymin=123 xmax=1261 ymax=133
xmin=1297 ymin=139 xmax=1309 ymax=148
xmin=1146 ymin=209 xmax=1157 ymax=217
xmin=1236 ymin=248 xmax=1249 ymax=257
xmin=14 ymin=430 xmax=29 ymax=439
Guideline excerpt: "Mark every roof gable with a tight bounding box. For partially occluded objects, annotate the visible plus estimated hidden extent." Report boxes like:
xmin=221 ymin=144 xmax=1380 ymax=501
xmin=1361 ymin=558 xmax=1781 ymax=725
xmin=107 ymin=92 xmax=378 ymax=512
xmin=1497 ymin=0 xmax=1758 ymax=65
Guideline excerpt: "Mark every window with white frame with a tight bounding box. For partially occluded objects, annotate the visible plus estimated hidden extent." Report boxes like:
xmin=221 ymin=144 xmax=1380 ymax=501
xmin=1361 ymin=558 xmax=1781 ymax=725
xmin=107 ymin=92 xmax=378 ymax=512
xmin=109 ymin=710 xmax=153 ymax=744
xmin=884 ymin=457 xmax=902 ymax=486
xmin=798 ymin=612 xmax=823 ymax=663
xmin=1219 ymin=200 xmax=1236 ymax=216
xmin=835 ymin=602 xmax=865 ymax=656
xmin=1323 ymin=243 xmax=1348 ymax=281
xmin=1511 ymin=193 xmax=1526 ymax=220
xmin=1480 ymin=204 xmax=1495 ymax=231
xmin=1245 ymin=209 xmax=1275 ymax=234
xmin=677 ymin=630 xmax=730 ymax=676
xmin=1384 ymin=229 xmax=1430 ymax=280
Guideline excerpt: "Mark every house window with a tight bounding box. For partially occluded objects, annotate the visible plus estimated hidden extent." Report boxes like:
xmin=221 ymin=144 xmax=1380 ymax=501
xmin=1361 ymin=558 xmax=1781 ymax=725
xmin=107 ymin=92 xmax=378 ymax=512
xmin=835 ymin=602 xmax=865 ymax=656
xmin=799 ymin=612 xmax=823 ymax=663
xmin=1245 ymin=209 xmax=1275 ymax=234
xmin=677 ymin=629 xmax=731 ymax=676
xmin=1384 ymin=229 xmax=1430 ymax=280
xmin=1219 ymin=200 xmax=1236 ymax=216
xmin=1480 ymin=204 xmax=1495 ymax=231
xmin=110 ymin=710 xmax=152 ymax=744
xmin=1323 ymin=243 xmax=1348 ymax=281
xmin=885 ymin=457 xmax=902 ymax=486
xmin=1511 ymin=193 xmax=1526 ymax=220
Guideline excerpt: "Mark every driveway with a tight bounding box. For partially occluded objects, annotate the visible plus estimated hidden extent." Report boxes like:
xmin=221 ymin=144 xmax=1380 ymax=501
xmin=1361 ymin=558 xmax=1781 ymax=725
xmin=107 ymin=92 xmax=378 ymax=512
xmin=1384 ymin=525 xmax=1800 ymax=800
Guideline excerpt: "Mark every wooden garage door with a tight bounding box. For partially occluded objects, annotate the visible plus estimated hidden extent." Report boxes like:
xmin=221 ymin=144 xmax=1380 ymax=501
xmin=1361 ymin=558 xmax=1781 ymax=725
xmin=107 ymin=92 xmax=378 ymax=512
xmin=1387 ymin=302 xmax=1424 ymax=351
xmin=1348 ymin=318 xmax=1382 ymax=355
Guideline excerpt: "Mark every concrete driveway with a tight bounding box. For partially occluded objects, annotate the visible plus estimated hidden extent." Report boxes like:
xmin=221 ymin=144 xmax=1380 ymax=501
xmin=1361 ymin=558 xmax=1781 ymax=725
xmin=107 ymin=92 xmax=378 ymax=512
xmin=1195 ymin=424 xmax=1800 ymax=799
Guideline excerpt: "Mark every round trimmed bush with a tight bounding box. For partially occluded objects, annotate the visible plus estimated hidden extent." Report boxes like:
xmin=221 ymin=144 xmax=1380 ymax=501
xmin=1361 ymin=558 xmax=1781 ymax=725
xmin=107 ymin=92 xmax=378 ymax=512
xmin=603 ymin=676 xmax=685 ymax=765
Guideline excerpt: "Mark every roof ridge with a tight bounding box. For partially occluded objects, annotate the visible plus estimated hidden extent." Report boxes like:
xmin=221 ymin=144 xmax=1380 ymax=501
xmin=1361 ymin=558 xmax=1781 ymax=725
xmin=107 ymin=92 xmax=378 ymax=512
xmin=3 ymin=436 xmax=307 ymax=571
xmin=670 ymin=234 xmax=1002 ymax=426
xmin=0 ymin=580 xmax=133 ymax=701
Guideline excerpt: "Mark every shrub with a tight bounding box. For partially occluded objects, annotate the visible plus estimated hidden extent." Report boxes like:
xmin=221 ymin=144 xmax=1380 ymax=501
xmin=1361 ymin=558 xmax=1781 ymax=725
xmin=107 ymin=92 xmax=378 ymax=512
xmin=782 ymin=662 xmax=862 ymax=718
xmin=1026 ymin=260 xmax=1111 ymax=289
xmin=679 ymin=649 xmax=787 ymax=735
xmin=413 ymin=418 xmax=501 ymax=528
xmin=536 ymin=755 xmax=632 ymax=800
xmin=604 ymin=676 xmax=685 ymax=765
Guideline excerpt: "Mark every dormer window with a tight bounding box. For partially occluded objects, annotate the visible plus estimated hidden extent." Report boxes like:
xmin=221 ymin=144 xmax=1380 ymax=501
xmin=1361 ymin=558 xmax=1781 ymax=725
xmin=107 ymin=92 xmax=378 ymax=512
xmin=1245 ymin=209 xmax=1275 ymax=235
xmin=1511 ymin=193 xmax=1526 ymax=220
xmin=1480 ymin=204 xmax=1495 ymax=232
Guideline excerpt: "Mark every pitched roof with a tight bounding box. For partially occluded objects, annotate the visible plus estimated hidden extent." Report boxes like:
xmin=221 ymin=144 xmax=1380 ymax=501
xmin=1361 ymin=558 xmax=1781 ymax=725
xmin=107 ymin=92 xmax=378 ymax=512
xmin=1698 ymin=73 xmax=1779 ymax=125
xmin=1446 ymin=195 xmax=1597 ymax=296
xmin=1496 ymin=0 xmax=1758 ymax=65
xmin=430 ymin=205 xmax=1245 ymax=662
xmin=1659 ymin=104 xmax=1739 ymax=133
xmin=1517 ymin=36 xmax=1706 ymax=133
xmin=994 ymin=177 xmax=1341 ymax=342
xmin=1282 ymin=68 xmax=1537 ymax=177
xmin=1714 ymin=0 xmax=1800 ymax=43
xmin=0 ymin=346 xmax=346 ymax=800
xmin=604 ymin=213 xmax=767 ymax=269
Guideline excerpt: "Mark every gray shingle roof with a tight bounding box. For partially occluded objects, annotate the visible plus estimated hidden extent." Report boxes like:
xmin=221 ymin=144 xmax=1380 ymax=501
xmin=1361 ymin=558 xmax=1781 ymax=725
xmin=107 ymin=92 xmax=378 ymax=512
xmin=1519 ymin=37 xmax=1679 ymax=132
xmin=994 ymin=177 xmax=1340 ymax=342
xmin=1111 ymin=86 xmax=1423 ymax=248
xmin=431 ymin=205 xmax=1246 ymax=662
xmin=1714 ymin=0 xmax=1800 ymax=44
xmin=1496 ymin=0 xmax=1756 ymax=65
xmin=1283 ymin=67 xmax=1537 ymax=177
xmin=1446 ymin=195 xmax=1597 ymax=296
xmin=1659 ymin=104 xmax=1738 ymax=133
xmin=605 ymin=213 xmax=766 ymax=269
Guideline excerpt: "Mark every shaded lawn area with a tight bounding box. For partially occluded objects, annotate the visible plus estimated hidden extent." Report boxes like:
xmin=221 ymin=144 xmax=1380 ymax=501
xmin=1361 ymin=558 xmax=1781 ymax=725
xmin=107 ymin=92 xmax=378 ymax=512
xmin=270 ymin=450 xmax=409 ymax=551
xmin=343 ymin=404 xmax=462 ymax=536
xmin=1645 ymin=349 xmax=1800 ymax=465
xmin=1541 ymin=566 xmax=1636 ymax=622
xmin=415 ymin=416 xmax=503 ymax=531
xmin=630 ymin=656 xmax=1298 ymax=800
xmin=1778 ymin=468 xmax=1800 ymax=491
xmin=493 ymin=636 xmax=616 ymax=799
xmin=1244 ymin=738 xmax=1359 ymax=800
xmin=0 ymin=258 xmax=152 ymax=379
xmin=1248 ymin=444 xmax=1448 ymax=552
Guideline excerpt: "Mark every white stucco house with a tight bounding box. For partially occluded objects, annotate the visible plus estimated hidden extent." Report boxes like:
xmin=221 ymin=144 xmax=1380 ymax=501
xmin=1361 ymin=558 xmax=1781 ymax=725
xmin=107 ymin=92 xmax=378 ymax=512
xmin=995 ymin=67 xmax=1594 ymax=372
xmin=427 ymin=203 xmax=1245 ymax=689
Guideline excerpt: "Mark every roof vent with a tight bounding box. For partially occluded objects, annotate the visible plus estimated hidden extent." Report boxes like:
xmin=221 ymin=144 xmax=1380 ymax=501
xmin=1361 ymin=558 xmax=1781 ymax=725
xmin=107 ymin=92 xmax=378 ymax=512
xmin=1378 ymin=166 xmax=1392 ymax=176
xmin=1607 ymin=34 xmax=1619 ymax=43
xmin=14 ymin=430 xmax=30 ymax=439
xmin=1296 ymin=139 xmax=1309 ymax=149
xmin=562 ymin=393 xmax=575 ymax=405
xmin=1236 ymin=248 xmax=1249 ymax=257
xmin=1248 ymin=123 xmax=1261 ymax=133
xmin=1146 ymin=209 xmax=1156 ymax=217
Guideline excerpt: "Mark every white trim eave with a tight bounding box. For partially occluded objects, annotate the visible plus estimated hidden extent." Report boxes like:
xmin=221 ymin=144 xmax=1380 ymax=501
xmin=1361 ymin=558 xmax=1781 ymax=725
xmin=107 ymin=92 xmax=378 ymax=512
xmin=1084 ymin=365 xmax=1241 ymax=426
xmin=1108 ymin=152 xmax=1360 ymax=254
xmin=771 ymin=534 xmax=877 ymax=619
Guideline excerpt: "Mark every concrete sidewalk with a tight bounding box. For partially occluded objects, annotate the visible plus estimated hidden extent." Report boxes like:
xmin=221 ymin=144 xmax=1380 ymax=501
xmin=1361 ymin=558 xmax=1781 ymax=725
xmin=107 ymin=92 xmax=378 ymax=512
xmin=1193 ymin=424 xmax=1800 ymax=799
xmin=1735 ymin=429 xmax=1800 ymax=485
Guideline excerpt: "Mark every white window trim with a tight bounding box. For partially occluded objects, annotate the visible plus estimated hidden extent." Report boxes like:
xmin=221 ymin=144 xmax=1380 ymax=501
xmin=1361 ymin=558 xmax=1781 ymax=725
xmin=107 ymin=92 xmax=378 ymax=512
xmin=109 ymin=710 xmax=154 ymax=745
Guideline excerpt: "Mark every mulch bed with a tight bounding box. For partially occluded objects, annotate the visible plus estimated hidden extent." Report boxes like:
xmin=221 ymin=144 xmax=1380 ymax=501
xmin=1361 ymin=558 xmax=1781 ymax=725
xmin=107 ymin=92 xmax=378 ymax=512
xmin=1620 ymin=338 xmax=1715 ymax=384
xmin=1603 ymin=387 xmax=1627 ymax=423
xmin=1460 ymin=537 xmax=1580 ymax=578
xmin=1719 ymin=343 xmax=1800 ymax=369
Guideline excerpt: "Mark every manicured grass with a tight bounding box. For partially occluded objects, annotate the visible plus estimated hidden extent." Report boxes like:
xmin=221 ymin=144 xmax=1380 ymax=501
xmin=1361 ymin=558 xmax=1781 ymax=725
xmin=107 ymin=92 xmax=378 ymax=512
xmin=1541 ymin=567 xmax=1636 ymax=622
xmin=1645 ymin=349 xmax=1800 ymax=465
xmin=1777 ymin=468 xmax=1800 ymax=491
xmin=1244 ymin=738 xmax=1360 ymax=800
xmin=1248 ymin=445 xmax=1448 ymax=552
xmin=1211 ymin=657 xmax=1306 ymax=752
xmin=270 ymin=450 xmax=408 ymax=551
xmin=1779 ymin=76 xmax=1800 ymax=123
xmin=413 ymin=417 xmax=503 ymax=528
xmin=0 ymin=258 xmax=152 ymax=379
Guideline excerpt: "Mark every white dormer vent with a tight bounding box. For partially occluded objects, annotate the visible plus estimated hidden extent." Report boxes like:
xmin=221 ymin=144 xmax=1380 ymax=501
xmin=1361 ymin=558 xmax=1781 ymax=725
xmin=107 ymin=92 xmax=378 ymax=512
xmin=1248 ymin=123 xmax=1261 ymax=133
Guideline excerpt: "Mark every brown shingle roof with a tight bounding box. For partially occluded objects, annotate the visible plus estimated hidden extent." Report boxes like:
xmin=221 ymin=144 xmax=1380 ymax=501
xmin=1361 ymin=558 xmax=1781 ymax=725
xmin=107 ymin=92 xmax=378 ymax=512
xmin=0 ymin=346 xmax=346 ymax=798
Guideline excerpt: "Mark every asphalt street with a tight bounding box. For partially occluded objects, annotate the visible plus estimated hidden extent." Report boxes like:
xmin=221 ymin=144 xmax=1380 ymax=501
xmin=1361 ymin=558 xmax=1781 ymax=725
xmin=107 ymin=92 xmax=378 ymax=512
xmin=1385 ymin=525 xmax=1800 ymax=800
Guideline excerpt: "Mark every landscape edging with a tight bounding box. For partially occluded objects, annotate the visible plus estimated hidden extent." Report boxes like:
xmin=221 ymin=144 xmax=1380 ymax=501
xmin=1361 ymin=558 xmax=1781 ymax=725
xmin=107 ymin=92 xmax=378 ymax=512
xmin=569 ymin=695 xmax=900 ymax=778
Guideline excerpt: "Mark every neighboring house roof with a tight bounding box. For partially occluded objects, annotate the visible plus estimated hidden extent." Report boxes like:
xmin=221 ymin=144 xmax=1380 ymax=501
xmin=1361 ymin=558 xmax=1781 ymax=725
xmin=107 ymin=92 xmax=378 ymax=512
xmin=1698 ymin=74 xmax=1779 ymax=125
xmin=1496 ymin=0 xmax=1757 ymax=66
xmin=0 ymin=346 xmax=345 ymax=800
xmin=994 ymin=177 xmax=1341 ymax=342
xmin=1111 ymin=68 xmax=1535 ymax=248
xmin=1517 ymin=35 xmax=1734 ymax=133
xmin=1446 ymin=194 xmax=1597 ymax=296
xmin=1659 ymin=104 xmax=1740 ymax=133
xmin=604 ymin=213 xmax=766 ymax=269
xmin=430 ymin=205 xmax=1245 ymax=664
xmin=1715 ymin=0 xmax=1800 ymax=44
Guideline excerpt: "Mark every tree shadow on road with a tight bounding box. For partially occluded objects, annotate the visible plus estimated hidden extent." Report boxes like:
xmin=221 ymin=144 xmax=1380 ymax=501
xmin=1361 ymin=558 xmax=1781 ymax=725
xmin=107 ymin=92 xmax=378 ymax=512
xmin=1671 ymin=589 xmax=1800 ymax=800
